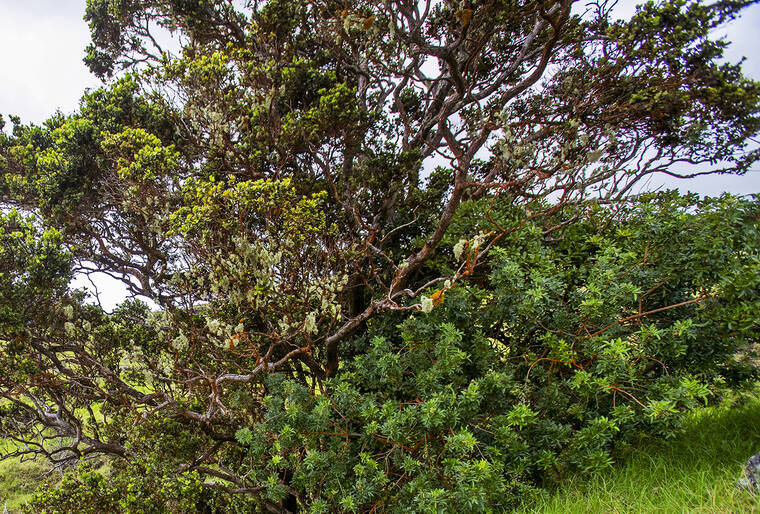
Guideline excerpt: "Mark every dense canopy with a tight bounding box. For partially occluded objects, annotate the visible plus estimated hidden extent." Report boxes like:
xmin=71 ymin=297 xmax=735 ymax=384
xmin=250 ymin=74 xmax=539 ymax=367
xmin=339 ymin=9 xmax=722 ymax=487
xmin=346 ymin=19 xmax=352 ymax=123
xmin=1 ymin=0 xmax=759 ymax=512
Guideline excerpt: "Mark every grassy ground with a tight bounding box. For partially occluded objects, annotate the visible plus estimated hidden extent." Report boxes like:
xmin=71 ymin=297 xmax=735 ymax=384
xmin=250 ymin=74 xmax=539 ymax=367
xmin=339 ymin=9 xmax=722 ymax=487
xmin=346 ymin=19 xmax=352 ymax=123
xmin=0 ymin=451 xmax=56 ymax=511
xmin=521 ymin=393 xmax=760 ymax=513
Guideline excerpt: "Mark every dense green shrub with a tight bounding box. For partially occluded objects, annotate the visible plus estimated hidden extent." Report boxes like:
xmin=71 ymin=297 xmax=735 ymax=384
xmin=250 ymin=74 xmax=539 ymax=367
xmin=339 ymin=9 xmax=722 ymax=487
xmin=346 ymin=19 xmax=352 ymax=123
xmin=25 ymin=193 xmax=760 ymax=512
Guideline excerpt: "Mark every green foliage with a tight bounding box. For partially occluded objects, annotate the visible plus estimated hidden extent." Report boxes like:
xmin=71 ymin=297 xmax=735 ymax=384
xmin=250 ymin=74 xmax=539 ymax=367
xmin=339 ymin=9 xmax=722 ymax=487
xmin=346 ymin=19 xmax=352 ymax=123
xmin=27 ymin=459 xmax=209 ymax=514
xmin=24 ymin=193 xmax=760 ymax=512
xmin=0 ymin=210 xmax=71 ymax=362
xmin=1 ymin=0 xmax=760 ymax=512
xmin=209 ymin=194 xmax=757 ymax=511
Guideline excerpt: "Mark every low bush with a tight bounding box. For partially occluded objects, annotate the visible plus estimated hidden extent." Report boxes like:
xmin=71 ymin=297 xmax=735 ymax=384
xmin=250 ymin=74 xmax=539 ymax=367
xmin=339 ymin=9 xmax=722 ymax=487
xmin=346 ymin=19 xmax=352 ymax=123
xmin=25 ymin=193 xmax=760 ymax=512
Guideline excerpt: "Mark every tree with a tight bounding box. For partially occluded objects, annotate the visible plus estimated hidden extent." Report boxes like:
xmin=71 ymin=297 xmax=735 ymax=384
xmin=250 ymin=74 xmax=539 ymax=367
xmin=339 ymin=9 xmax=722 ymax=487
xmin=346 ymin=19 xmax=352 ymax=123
xmin=0 ymin=0 xmax=759 ymax=511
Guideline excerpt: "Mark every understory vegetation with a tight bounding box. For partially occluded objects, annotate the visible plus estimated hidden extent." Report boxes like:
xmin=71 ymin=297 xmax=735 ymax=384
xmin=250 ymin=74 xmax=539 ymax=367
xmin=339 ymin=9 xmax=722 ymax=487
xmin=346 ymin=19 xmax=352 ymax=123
xmin=2 ymin=390 xmax=758 ymax=512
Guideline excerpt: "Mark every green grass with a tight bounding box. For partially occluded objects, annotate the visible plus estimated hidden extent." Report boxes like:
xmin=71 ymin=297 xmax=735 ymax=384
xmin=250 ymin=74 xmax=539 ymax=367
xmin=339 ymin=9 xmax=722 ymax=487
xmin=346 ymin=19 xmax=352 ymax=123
xmin=0 ymin=452 xmax=56 ymax=511
xmin=521 ymin=394 xmax=760 ymax=513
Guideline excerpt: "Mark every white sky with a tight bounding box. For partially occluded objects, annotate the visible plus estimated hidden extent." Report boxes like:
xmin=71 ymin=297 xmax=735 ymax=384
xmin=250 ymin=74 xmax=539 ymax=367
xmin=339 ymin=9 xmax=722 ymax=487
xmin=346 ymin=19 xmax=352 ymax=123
xmin=0 ymin=0 xmax=759 ymax=308
xmin=0 ymin=1 xmax=101 ymax=124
